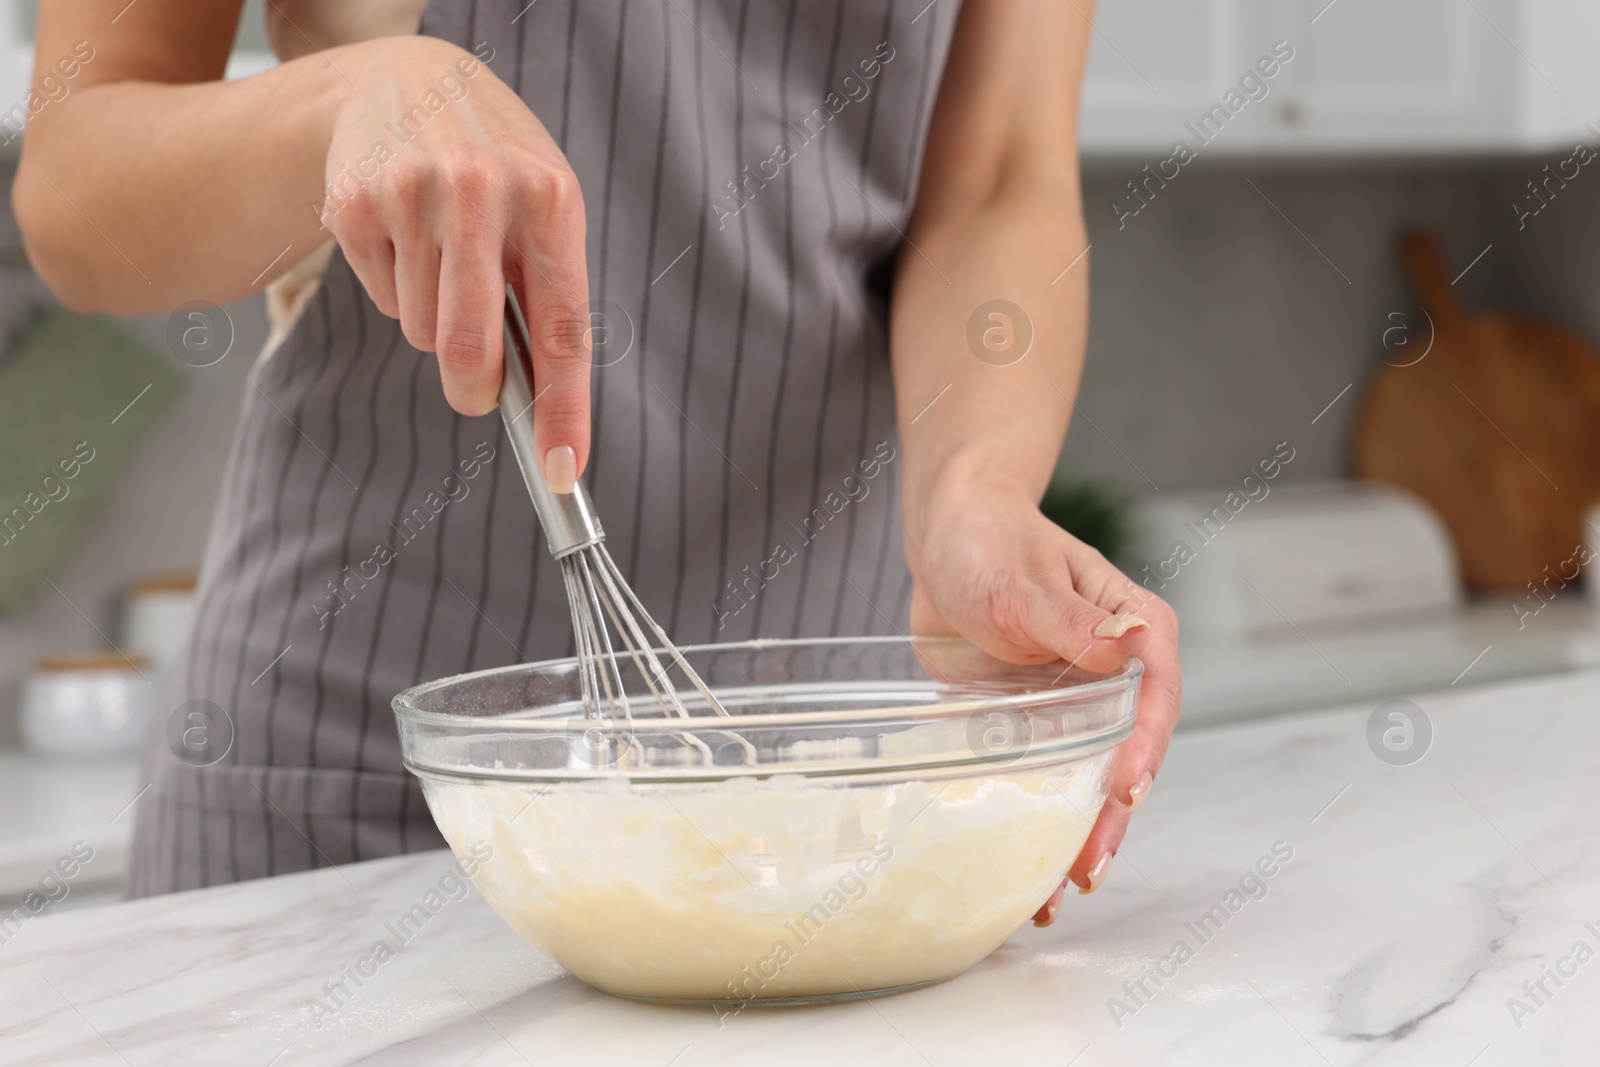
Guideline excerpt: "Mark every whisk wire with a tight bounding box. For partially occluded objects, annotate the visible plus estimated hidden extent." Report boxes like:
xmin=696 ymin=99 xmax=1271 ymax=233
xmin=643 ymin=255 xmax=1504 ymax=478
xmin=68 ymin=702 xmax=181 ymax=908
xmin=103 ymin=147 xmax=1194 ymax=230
xmin=560 ymin=563 xmax=606 ymax=716
xmin=500 ymin=288 xmax=732 ymax=734
xmin=589 ymin=549 xmax=693 ymax=715
xmin=580 ymin=555 xmax=632 ymax=722
xmin=595 ymin=548 xmax=731 ymax=718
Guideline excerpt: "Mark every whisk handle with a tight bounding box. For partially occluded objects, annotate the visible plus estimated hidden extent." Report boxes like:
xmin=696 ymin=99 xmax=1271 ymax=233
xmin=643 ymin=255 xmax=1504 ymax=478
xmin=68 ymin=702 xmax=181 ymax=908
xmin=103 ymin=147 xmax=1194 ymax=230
xmin=498 ymin=288 xmax=605 ymax=559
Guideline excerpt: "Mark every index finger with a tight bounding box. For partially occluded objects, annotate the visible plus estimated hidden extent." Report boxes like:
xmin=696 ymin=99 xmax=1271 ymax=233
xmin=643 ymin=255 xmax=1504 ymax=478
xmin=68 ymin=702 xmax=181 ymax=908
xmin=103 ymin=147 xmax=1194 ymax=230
xmin=510 ymin=170 xmax=591 ymax=493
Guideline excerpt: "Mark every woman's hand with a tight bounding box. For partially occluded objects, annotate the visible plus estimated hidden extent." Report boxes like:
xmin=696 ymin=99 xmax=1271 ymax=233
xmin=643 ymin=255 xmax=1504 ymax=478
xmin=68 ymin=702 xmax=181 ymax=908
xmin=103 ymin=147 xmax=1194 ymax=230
xmin=906 ymin=477 xmax=1181 ymax=924
xmin=884 ymin=0 xmax=1160 ymax=924
xmin=326 ymin=37 xmax=591 ymax=484
xmin=15 ymin=13 xmax=591 ymax=488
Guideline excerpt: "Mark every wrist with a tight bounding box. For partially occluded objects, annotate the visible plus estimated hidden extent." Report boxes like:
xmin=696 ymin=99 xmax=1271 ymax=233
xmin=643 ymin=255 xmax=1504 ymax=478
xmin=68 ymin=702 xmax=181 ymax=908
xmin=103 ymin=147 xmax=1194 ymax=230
xmin=903 ymin=443 xmax=1044 ymax=572
xmin=325 ymin=36 xmax=486 ymax=135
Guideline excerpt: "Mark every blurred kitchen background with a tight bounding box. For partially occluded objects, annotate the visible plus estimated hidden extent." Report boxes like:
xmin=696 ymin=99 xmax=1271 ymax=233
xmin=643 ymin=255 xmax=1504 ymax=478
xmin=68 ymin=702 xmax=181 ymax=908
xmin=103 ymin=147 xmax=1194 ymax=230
xmin=3 ymin=0 xmax=1600 ymax=905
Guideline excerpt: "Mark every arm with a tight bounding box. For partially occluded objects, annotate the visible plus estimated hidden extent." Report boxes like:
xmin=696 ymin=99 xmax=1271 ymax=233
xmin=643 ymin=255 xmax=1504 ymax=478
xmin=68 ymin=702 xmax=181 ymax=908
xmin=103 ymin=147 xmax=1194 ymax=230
xmin=893 ymin=0 xmax=1181 ymax=912
xmin=13 ymin=1 xmax=590 ymax=484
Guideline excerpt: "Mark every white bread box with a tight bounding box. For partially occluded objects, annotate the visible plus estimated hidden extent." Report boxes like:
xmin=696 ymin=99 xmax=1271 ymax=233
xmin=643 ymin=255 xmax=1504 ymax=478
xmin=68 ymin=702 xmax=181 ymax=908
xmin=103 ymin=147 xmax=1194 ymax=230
xmin=1128 ymin=481 xmax=1463 ymax=641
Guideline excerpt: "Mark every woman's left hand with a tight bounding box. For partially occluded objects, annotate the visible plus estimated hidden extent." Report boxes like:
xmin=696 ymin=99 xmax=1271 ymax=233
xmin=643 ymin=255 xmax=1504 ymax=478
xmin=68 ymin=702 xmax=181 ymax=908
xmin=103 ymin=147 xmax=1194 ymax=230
xmin=906 ymin=480 xmax=1182 ymax=925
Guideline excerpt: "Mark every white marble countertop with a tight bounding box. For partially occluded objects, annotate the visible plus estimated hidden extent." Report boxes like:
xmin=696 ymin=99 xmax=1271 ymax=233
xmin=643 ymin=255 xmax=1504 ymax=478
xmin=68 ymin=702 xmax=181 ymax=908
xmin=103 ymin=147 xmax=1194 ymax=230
xmin=3 ymin=669 xmax=1598 ymax=1066
xmin=0 ymin=748 xmax=141 ymax=901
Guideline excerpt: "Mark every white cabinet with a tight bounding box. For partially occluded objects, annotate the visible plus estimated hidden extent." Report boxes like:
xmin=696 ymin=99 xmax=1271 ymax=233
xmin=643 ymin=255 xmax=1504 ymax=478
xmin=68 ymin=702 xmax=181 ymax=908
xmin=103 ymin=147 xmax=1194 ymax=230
xmin=0 ymin=1 xmax=26 ymax=128
xmin=1080 ymin=0 xmax=1600 ymax=155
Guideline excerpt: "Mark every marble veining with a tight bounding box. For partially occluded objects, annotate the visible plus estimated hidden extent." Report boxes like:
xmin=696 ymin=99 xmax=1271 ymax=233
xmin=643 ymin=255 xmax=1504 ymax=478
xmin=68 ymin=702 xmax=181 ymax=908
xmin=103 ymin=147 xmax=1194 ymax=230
xmin=2 ymin=669 xmax=1599 ymax=1065
xmin=1327 ymin=867 xmax=1520 ymax=1043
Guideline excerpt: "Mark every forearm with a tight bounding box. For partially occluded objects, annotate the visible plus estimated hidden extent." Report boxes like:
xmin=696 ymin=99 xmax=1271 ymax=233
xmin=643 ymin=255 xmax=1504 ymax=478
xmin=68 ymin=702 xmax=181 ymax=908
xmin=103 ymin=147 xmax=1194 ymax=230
xmin=892 ymin=181 xmax=1089 ymax=566
xmin=15 ymin=41 xmax=416 ymax=313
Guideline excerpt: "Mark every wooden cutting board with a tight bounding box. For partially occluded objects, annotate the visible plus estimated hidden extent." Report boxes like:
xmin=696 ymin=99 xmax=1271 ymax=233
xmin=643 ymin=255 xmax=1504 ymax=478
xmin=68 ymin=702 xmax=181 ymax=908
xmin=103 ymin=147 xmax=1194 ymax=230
xmin=1352 ymin=231 xmax=1600 ymax=592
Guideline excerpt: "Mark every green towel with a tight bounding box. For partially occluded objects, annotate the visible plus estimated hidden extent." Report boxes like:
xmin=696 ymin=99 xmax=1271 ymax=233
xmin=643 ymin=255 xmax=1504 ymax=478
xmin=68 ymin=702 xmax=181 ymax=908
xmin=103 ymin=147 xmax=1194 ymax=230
xmin=0 ymin=308 xmax=184 ymax=612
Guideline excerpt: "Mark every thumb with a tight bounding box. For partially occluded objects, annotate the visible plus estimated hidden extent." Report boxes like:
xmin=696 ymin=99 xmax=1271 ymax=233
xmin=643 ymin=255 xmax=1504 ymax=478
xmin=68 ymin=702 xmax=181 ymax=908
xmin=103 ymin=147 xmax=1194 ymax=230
xmin=1026 ymin=581 xmax=1150 ymax=674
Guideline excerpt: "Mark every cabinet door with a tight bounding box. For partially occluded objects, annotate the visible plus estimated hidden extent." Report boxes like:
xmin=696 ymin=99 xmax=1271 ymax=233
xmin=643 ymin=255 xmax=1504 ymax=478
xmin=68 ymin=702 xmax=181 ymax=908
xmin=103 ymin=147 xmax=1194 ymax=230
xmin=1078 ymin=0 xmax=1567 ymax=154
xmin=1081 ymin=0 xmax=1267 ymax=151
xmin=0 ymin=0 xmax=26 ymax=117
xmin=1268 ymin=0 xmax=1519 ymax=151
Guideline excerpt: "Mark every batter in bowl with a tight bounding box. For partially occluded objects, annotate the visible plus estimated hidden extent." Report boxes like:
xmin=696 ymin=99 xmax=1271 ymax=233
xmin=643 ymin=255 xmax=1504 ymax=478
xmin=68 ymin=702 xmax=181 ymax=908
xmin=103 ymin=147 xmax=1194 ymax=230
xmin=425 ymin=755 xmax=1110 ymax=1004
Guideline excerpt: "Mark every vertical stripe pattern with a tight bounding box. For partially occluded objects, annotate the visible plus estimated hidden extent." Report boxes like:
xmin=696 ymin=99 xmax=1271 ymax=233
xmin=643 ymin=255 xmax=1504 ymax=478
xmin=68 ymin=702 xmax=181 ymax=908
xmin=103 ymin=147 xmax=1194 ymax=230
xmin=128 ymin=0 xmax=962 ymax=896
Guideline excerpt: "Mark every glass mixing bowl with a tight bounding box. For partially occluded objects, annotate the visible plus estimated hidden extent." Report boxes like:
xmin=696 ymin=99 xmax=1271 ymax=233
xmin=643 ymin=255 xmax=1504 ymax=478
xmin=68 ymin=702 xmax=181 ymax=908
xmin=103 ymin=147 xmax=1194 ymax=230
xmin=393 ymin=637 xmax=1140 ymax=1006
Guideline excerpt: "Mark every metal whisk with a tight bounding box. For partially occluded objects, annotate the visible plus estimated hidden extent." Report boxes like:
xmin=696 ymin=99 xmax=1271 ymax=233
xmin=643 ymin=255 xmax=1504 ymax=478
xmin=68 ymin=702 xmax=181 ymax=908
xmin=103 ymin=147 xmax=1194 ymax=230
xmin=496 ymin=289 xmax=729 ymax=726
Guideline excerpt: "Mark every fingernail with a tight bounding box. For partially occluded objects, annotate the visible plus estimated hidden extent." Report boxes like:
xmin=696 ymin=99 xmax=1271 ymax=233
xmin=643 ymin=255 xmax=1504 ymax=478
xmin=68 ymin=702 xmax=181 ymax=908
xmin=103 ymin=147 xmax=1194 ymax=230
xmin=1078 ymin=851 xmax=1112 ymax=895
xmin=1033 ymin=883 xmax=1066 ymax=928
xmin=544 ymin=445 xmax=577 ymax=494
xmin=1126 ymin=771 xmax=1154 ymax=812
xmin=1093 ymin=613 xmax=1150 ymax=640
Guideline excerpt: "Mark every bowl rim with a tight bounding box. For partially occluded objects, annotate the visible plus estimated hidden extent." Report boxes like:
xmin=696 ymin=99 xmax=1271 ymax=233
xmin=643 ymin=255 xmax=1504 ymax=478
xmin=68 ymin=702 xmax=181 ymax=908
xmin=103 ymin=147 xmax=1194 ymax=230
xmin=391 ymin=635 xmax=1142 ymax=733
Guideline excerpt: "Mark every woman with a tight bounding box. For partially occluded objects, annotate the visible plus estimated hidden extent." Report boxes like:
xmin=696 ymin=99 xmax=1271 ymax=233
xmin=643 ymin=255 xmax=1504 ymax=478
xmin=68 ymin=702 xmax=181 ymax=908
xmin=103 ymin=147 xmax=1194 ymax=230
xmin=15 ymin=0 xmax=1179 ymax=922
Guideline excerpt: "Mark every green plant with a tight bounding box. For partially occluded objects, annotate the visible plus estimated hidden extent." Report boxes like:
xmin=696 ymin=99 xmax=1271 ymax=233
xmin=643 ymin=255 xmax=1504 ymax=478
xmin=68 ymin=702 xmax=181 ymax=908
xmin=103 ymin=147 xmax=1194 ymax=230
xmin=1039 ymin=479 xmax=1131 ymax=565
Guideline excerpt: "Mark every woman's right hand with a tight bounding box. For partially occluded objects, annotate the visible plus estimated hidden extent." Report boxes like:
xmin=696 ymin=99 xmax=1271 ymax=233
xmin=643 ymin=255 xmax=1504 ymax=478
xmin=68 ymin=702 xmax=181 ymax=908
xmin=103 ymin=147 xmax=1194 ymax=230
xmin=325 ymin=37 xmax=591 ymax=488
xmin=17 ymin=9 xmax=589 ymax=482
xmin=19 ymin=6 xmax=585 ymax=488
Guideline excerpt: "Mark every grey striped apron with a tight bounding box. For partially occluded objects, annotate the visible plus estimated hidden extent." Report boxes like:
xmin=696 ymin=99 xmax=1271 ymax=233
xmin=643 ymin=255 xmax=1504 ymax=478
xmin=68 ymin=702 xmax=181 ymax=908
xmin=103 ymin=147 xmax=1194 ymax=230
xmin=128 ymin=0 xmax=960 ymax=896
